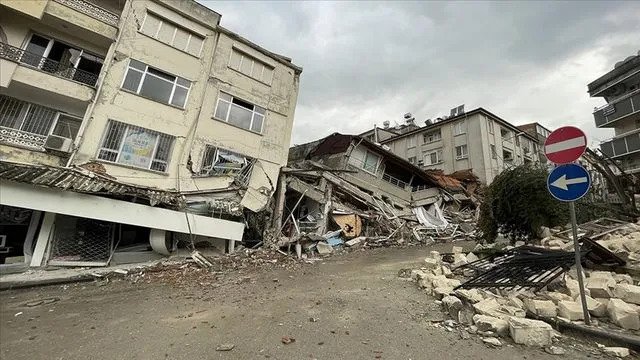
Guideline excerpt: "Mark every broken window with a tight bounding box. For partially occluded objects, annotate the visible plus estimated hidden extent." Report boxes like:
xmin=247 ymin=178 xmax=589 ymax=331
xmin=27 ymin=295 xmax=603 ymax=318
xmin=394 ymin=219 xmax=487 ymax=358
xmin=140 ymin=12 xmax=204 ymax=57
xmin=214 ymin=92 xmax=265 ymax=134
xmin=501 ymin=128 xmax=511 ymax=141
xmin=200 ymin=145 xmax=251 ymax=176
xmin=362 ymin=150 xmax=381 ymax=174
xmin=503 ymin=149 xmax=514 ymax=162
xmin=423 ymin=130 xmax=442 ymax=144
xmin=229 ymin=49 xmax=275 ymax=84
xmin=424 ymin=150 xmax=442 ymax=165
xmin=453 ymin=121 xmax=466 ymax=136
xmin=97 ymin=120 xmax=175 ymax=172
xmin=122 ymin=59 xmax=191 ymax=108
xmin=455 ymin=145 xmax=468 ymax=159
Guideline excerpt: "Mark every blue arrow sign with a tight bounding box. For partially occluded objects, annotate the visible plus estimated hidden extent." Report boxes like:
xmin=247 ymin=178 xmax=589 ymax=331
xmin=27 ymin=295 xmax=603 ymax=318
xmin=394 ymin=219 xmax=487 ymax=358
xmin=547 ymin=164 xmax=591 ymax=202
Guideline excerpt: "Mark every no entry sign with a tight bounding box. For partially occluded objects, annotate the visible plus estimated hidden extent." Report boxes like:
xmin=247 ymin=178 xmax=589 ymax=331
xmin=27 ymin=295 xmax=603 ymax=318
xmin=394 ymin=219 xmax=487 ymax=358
xmin=544 ymin=126 xmax=587 ymax=164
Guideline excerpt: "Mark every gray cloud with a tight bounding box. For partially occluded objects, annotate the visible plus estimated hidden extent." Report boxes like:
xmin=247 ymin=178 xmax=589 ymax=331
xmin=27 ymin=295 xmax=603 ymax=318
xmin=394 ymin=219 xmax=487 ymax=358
xmin=202 ymin=1 xmax=640 ymax=145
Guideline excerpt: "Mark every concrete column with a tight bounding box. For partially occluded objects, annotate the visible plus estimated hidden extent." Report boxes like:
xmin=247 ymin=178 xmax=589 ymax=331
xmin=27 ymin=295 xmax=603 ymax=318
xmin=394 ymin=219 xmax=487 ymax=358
xmin=272 ymin=173 xmax=287 ymax=229
xmin=30 ymin=212 xmax=55 ymax=267
xmin=22 ymin=210 xmax=42 ymax=264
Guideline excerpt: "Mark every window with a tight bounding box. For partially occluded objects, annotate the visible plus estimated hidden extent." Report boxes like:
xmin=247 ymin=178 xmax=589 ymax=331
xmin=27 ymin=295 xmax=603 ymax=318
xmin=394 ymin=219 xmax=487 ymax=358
xmin=407 ymin=136 xmax=416 ymax=148
xmin=501 ymin=128 xmax=511 ymax=141
xmin=140 ymin=12 xmax=205 ymax=57
xmin=408 ymin=156 xmax=416 ymax=164
xmin=455 ymin=145 xmax=468 ymax=159
xmin=122 ymin=59 xmax=191 ymax=108
xmin=51 ymin=114 xmax=82 ymax=139
xmin=453 ymin=121 xmax=466 ymax=136
xmin=423 ymin=130 xmax=442 ymax=143
xmin=97 ymin=120 xmax=174 ymax=172
xmin=362 ymin=150 xmax=380 ymax=174
xmin=23 ymin=34 xmax=104 ymax=86
xmin=229 ymin=49 xmax=274 ymax=84
xmin=515 ymin=135 xmax=521 ymax=146
xmin=488 ymin=120 xmax=494 ymax=134
xmin=490 ymin=144 xmax=497 ymax=159
xmin=213 ymin=92 xmax=265 ymax=133
xmin=425 ymin=150 xmax=443 ymax=165
xmin=503 ymin=149 xmax=514 ymax=162
xmin=200 ymin=145 xmax=252 ymax=176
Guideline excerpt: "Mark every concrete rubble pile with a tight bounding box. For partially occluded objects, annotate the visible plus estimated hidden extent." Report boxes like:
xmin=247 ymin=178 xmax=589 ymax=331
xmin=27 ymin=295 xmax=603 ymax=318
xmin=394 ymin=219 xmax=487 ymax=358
xmin=401 ymin=245 xmax=639 ymax=357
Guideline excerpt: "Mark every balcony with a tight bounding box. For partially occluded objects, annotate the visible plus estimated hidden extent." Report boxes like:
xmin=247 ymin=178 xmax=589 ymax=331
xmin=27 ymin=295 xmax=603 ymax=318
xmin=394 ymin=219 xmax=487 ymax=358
xmin=382 ymin=172 xmax=408 ymax=189
xmin=600 ymin=132 xmax=640 ymax=159
xmin=0 ymin=127 xmax=48 ymax=149
xmin=593 ymin=90 xmax=640 ymax=128
xmin=52 ymin=0 xmax=119 ymax=27
xmin=43 ymin=0 xmax=120 ymax=43
xmin=0 ymin=42 xmax=99 ymax=87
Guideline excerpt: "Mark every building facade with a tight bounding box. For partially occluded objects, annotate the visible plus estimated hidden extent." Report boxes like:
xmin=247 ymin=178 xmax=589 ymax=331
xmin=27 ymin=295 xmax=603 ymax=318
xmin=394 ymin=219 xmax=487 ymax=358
xmin=588 ymin=52 xmax=640 ymax=174
xmin=380 ymin=108 xmax=540 ymax=184
xmin=0 ymin=0 xmax=301 ymax=267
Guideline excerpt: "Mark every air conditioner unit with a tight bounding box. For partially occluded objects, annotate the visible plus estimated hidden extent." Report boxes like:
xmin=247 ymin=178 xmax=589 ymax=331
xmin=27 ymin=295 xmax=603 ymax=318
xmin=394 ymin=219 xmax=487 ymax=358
xmin=44 ymin=135 xmax=73 ymax=153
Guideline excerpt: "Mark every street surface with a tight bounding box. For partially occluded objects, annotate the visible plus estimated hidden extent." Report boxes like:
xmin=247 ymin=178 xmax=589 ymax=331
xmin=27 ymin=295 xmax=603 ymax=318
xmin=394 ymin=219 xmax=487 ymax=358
xmin=1 ymin=245 xmax=605 ymax=359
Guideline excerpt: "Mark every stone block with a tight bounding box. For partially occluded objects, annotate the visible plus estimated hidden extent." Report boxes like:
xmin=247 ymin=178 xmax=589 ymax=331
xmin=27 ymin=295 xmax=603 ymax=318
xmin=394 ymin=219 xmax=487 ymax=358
xmin=466 ymin=252 xmax=479 ymax=263
xmin=424 ymin=257 xmax=440 ymax=270
xmin=410 ymin=269 xmax=428 ymax=281
xmin=473 ymin=298 xmax=501 ymax=316
xmin=345 ymin=237 xmax=363 ymax=247
xmin=433 ymin=287 xmax=453 ymax=300
xmin=473 ymin=314 xmax=509 ymax=336
xmin=454 ymin=289 xmax=485 ymax=304
xmin=613 ymin=284 xmax=640 ymax=305
xmin=507 ymin=296 xmax=524 ymax=310
xmin=442 ymin=295 xmax=463 ymax=318
xmin=429 ymin=250 xmax=440 ymax=259
xmin=607 ymin=298 xmax=640 ymax=330
xmin=545 ymin=292 xmax=573 ymax=304
xmin=589 ymin=271 xmax=615 ymax=280
xmin=508 ymin=317 xmax=553 ymax=347
xmin=482 ymin=337 xmax=502 ymax=346
xmin=565 ymin=278 xmax=591 ymax=299
xmin=452 ymin=253 xmax=468 ymax=268
xmin=441 ymin=265 xmax=452 ymax=277
xmin=452 ymin=246 xmax=463 ymax=254
xmin=499 ymin=305 xmax=526 ymax=318
xmin=603 ymin=347 xmax=630 ymax=358
xmin=614 ymin=274 xmax=633 ymax=285
xmin=584 ymin=295 xmax=607 ymax=318
xmin=557 ymin=301 xmax=584 ymax=321
xmin=316 ymin=242 xmax=333 ymax=254
xmin=524 ymin=299 xmax=557 ymax=318
xmin=586 ymin=277 xmax=614 ymax=298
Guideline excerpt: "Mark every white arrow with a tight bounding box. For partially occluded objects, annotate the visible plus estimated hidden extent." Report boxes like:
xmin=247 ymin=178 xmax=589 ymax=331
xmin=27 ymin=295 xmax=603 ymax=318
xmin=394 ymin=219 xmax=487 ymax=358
xmin=550 ymin=174 xmax=588 ymax=191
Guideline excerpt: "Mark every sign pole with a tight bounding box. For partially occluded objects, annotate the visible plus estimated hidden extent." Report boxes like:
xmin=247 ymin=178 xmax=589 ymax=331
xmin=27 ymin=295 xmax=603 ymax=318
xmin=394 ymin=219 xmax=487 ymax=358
xmin=569 ymin=201 xmax=591 ymax=325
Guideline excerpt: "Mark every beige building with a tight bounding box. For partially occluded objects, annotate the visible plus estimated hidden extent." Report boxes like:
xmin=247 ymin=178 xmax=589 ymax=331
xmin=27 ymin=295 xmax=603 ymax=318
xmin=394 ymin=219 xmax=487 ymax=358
xmin=0 ymin=0 xmax=301 ymax=268
xmin=380 ymin=108 xmax=540 ymax=184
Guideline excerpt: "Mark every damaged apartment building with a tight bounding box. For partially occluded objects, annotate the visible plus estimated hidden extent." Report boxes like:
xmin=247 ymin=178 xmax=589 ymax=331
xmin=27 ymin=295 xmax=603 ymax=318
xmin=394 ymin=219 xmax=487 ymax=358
xmin=0 ymin=0 xmax=301 ymax=268
xmin=270 ymin=133 xmax=468 ymax=246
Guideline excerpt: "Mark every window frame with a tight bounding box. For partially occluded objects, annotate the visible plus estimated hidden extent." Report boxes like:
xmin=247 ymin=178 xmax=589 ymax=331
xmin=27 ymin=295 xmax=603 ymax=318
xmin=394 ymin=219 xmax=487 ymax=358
xmin=213 ymin=92 xmax=266 ymax=134
xmin=423 ymin=130 xmax=442 ymax=144
xmin=455 ymin=145 xmax=468 ymax=160
xmin=490 ymin=144 xmax=497 ymax=159
xmin=228 ymin=48 xmax=275 ymax=85
xmin=453 ymin=121 xmax=466 ymax=136
xmin=199 ymin=145 xmax=251 ymax=177
xmin=121 ymin=59 xmax=191 ymax=108
xmin=407 ymin=136 xmax=417 ymax=148
xmin=96 ymin=120 xmax=175 ymax=173
xmin=424 ymin=150 xmax=443 ymax=165
xmin=501 ymin=128 xmax=512 ymax=142
xmin=488 ymin=120 xmax=494 ymax=134
xmin=139 ymin=12 xmax=205 ymax=57
xmin=361 ymin=150 xmax=381 ymax=175
xmin=0 ymin=95 xmax=82 ymax=140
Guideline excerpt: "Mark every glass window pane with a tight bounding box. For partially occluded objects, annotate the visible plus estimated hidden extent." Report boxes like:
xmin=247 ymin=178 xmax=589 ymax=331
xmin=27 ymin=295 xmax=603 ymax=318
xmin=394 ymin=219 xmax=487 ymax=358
xmin=129 ymin=59 xmax=146 ymax=71
xmin=251 ymin=113 xmax=264 ymax=133
xmin=176 ymin=77 xmax=190 ymax=87
xmin=139 ymin=74 xmax=174 ymax=103
xmin=229 ymin=50 xmax=242 ymax=70
xmin=122 ymin=69 xmax=143 ymax=92
xmin=627 ymin=134 xmax=640 ymax=152
xmin=262 ymin=67 xmax=274 ymax=83
xmin=23 ymin=34 xmax=50 ymax=67
xmin=363 ymin=152 xmax=379 ymax=173
xmin=157 ymin=22 xmax=176 ymax=43
xmin=173 ymin=28 xmax=190 ymax=50
xmin=154 ymin=135 xmax=172 ymax=161
xmin=220 ymin=93 xmax=232 ymax=102
xmin=101 ymin=121 xmax=125 ymax=151
xmin=254 ymin=106 xmax=265 ymax=115
xmin=187 ymin=36 xmax=203 ymax=56
xmin=118 ymin=128 xmax=158 ymax=169
xmin=228 ymin=104 xmax=252 ymax=129
xmin=147 ymin=67 xmax=175 ymax=82
xmin=214 ymin=100 xmax=230 ymax=120
xmin=52 ymin=115 xmax=82 ymax=139
xmin=141 ymin=13 xmax=161 ymax=36
xmin=240 ymin=56 xmax=252 ymax=75
xmin=170 ymin=86 xmax=188 ymax=107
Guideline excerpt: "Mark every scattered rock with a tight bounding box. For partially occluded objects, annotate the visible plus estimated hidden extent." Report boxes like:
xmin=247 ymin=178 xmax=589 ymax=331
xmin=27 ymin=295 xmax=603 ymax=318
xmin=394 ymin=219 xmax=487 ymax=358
xmin=345 ymin=237 xmax=363 ymax=247
xmin=281 ymin=336 xmax=296 ymax=345
xmin=316 ymin=242 xmax=333 ymax=255
xmin=508 ymin=317 xmax=553 ymax=347
xmin=586 ymin=277 xmax=615 ymax=298
xmin=452 ymin=246 xmax=463 ymax=254
xmin=584 ymin=295 xmax=607 ymax=318
xmin=613 ymin=284 xmax=640 ymax=305
xmin=454 ymin=289 xmax=485 ymax=304
xmin=473 ymin=298 xmax=501 ymax=316
xmin=602 ymin=347 xmax=630 ymax=358
xmin=607 ymin=298 xmax=640 ymax=330
xmin=482 ymin=337 xmax=502 ymax=347
xmin=216 ymin=344 xmax=235 ymax=351
xmin=473 ymin=315 xmax=509 ymax=336
xmin=452 ymin=253 xmax=468 ymax=268
xmin=545 ymin=346 xmax=566 ymax=355
xmin=524 ymin=299 xmax=557 ymax=318
xmin=423 ymin=257 xmax=440 ymax=270
xmin=466 ymin=252 xmax=479 ymax=263
xmin=613 ymin=274 xmax=633 ymax=285
xmin=442 ymin=296 xmax=463 ymax=318
xmin=557 ymin=301 xmax=585 ymax=321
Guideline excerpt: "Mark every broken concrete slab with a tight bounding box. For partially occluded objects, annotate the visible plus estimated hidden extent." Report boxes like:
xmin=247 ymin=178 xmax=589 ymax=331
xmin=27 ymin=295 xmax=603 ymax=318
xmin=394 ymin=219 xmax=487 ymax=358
xmin=473 ymin=315 xmax=509 ymax=336
xmin=316 ymin=242 xmax=334 ymax=255
xmin=602 ymin=347 xmax=630 ymax=358
xmin=454 ymin=288 xmax=485 ymax=304
xmin=544 ymin=292 xmax=573 ymax=304
xmin=452 ymin=246 xmax=463 ymax=254
xmin=585 ymin=277 xmax=614 ymax=298
xmin=613 ymin=283 xmax=640 ymax=305
xmin=433 ymin=286 xmax=454 ymax=300
xmin=614 ymin=273 xmax=633 ymax=285
xmin=473 ymin=298 xmax=501 ymax=316
xmin=452 ymin=253 xmax=468 ymax=268
xmin=584 ymin=295 xmax=607 ymax=317
xmin=410 ymin=270 xmax=429 ymax=281
xmin=482 ymin=337 xmax=502 ymax=347
xmin=557 ymin=301 xmax=585 ymax=321
xmin=607 ymin=298 xmax=640 ymax=330
xmin=524 ymin=299 xmax=557 ymax=318
xmin=442 ymin=295 xmax=463 ymax=318
xmin=424 ymin=257 xmax=440 ymax=270
xmin=508 ymin=317 xmax=553 ymax=347
xmin=565 ymin=278 xmax=591 ymax=299
xmin=345 ymin=237 xmax=364 ymax=247
xmin=429 ymin=250 xmax=440 ymax=259
xmin=466 ymin=252 xmax=479 ymax=263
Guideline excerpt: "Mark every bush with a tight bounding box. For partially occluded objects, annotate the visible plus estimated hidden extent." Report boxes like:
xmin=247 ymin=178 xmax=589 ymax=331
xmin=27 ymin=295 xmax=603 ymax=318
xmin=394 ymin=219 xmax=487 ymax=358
xmin=479 ymin=165 xmax=569 ymax=242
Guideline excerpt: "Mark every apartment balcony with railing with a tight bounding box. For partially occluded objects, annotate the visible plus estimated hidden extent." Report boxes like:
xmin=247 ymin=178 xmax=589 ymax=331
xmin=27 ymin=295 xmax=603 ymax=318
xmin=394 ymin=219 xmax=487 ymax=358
xmin=593 ymin=89 xmax=640 ymax=128
xmin=53 ymin=0 xmax=121 ymax=27
xmin=600 ymin=131 xmax=640 ymax=159
xmin=44 ymin=0 xmax=121 ymax=41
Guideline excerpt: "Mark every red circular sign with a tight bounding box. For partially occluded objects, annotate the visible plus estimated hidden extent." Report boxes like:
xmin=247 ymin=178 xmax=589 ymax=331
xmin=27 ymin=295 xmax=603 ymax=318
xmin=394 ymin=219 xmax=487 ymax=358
xmin=544 ymin=126 xmax=587 ymax=164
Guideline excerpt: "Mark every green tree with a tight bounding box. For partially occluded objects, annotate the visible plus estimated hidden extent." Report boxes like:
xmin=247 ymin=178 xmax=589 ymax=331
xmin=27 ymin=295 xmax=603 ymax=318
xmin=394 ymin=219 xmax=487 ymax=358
xmin=479 ymin=165 xmax=568 ymax=242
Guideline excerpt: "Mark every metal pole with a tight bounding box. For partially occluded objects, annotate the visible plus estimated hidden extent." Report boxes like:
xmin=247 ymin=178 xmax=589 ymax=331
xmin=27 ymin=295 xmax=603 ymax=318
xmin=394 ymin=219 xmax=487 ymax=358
xmin=569 ymin=201 xmax=591 ymax=325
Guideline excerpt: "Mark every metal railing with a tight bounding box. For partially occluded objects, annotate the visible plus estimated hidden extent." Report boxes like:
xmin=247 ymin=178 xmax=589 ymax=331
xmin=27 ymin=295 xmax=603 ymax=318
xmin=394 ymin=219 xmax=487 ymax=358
xmin=0 ymin=126 xmax=48 ymax=148
xmin=382 ymin=172 xmax=408 ymax=189
xmin=53 ymin=0 xmax=120 ymax=27
xmin=0 ymin=42 xmax=99 ymax=87
xmin=412 ymin=184 xmax=431 ymax=192
xmin=593 ymin=89 xmax=640 ymax=127
xmin=600 ymin=131 xmax=640 ymax=159
xmin=0 ymin=95 xmax=60 ymax=149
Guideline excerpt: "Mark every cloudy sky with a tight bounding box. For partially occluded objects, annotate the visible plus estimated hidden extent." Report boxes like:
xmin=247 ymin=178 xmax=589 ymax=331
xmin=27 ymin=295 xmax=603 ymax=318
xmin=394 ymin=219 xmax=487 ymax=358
xmin=202 ymin=1 xmax=640 ymax=146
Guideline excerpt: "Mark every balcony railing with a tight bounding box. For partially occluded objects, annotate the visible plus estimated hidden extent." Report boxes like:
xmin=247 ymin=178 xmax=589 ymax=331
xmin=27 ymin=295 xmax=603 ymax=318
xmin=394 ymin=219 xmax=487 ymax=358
xmin=0 ymin=42 xmax=99 ymax=87
xmin=382 ymin=173 xmax=408 ymax=189
xmin=53 ymin=0 xmax=119 ymax=27
xmin=0 ymin=126 xmax=48 ymax=149
xmin=593 ymin=89 xmax=640 ymax=127
xmin=600 ymin=132 xmax=640 ymax=159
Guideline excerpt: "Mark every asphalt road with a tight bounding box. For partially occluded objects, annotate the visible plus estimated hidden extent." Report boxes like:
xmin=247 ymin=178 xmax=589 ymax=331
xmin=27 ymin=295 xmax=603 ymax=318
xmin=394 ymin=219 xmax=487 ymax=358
xmin=0 ymin=244 xmax=609 ymax=359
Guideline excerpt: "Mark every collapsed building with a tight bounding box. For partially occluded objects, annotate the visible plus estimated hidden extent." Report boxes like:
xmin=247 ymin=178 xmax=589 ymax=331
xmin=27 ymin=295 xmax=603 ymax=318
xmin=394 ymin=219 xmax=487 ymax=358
xmin=0 ymin=0 xmax=301 ymax=269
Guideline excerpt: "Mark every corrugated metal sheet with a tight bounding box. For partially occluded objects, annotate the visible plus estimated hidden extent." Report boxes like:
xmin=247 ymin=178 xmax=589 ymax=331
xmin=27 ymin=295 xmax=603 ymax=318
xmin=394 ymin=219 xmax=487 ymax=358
xmin=0 ymin=161 xmax=183 ymax=207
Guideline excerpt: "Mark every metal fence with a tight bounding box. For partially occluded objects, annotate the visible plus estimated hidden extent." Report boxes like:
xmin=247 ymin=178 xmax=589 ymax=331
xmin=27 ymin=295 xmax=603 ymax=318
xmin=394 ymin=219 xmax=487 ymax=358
xmin=0 ymin=42 xmax=99 ymax=86
xmin=0 ymin=95 xmax=59 ymax=148
xmin=48 ymin=215 xmax=115 ymax=266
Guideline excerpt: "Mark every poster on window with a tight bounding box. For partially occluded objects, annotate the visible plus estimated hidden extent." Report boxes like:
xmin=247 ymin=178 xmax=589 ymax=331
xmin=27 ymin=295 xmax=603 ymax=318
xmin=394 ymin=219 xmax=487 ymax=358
xmin=119 ymin=128 xmax=157 ymax=168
